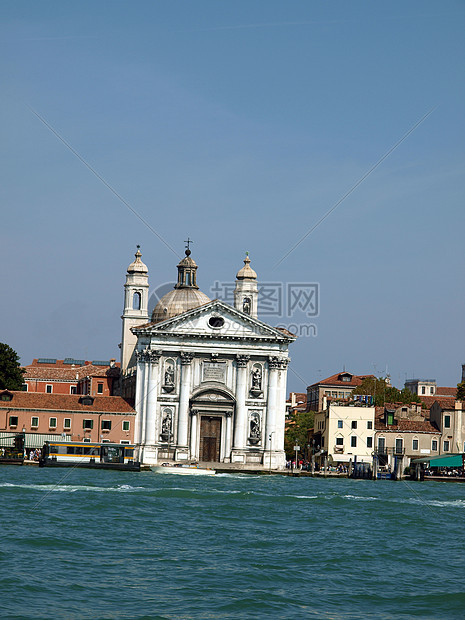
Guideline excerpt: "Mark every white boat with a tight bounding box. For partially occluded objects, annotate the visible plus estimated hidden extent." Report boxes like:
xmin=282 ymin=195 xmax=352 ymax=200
xmin=151 ymin=463 xmax=216 ymax=476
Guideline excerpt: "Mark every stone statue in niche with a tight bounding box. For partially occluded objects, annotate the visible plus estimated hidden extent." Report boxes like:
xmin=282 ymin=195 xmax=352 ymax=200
xmin=160 ymin=410 xmax=173 ymax=442
xmin=252 ymin=368 xmax=262 ymax=389
xmin=243 ymin=297 xmax=251 ymax=315
xmin=249 ymin=412 xmax=261 ymax=445
xmin=163 ymin=363 xmax=175 ymax=393
xmin=250 ymin=366 xmax=263 ymax=397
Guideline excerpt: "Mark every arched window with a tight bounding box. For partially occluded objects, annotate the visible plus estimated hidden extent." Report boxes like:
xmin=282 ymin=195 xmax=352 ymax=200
xmin=132 ymin=291 xmax=141 ymax=310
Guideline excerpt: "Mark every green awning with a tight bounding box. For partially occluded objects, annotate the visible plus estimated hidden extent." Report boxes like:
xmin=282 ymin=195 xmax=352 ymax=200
xmin=412 ymin=454 xmax=463 ymax=468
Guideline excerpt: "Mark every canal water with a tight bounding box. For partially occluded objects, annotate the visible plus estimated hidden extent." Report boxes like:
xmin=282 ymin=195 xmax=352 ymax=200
xmin=1 ymin=467 xmax=464 ymax=619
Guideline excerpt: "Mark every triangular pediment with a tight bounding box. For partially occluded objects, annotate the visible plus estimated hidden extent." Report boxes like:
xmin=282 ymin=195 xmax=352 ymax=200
xmin=132 ymin=300 xmax=296 ymax=342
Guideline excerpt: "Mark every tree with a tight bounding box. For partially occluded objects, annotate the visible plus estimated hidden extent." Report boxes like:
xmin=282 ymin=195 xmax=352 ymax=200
xmin=284 ymin=410 xmax=314 ymax=459
xmin=457 ymin=382 xmax=465 ymax=401
xmin=353 ymin=376 xmax=420 ymax=407
xmin=0 ymin=343 xmax=25 ymax=391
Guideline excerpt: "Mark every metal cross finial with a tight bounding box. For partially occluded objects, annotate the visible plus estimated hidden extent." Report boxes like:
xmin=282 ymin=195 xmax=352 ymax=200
xmin=184 ymin=237 xmax=193 ymax=251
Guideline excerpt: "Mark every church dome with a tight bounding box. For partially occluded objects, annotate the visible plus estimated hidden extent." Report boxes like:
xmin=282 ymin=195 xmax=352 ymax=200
xmin=151 ymin=287 xmax=211 ymax=323
xmin=236 ymin=253 xmax=257 ymax=280
xmin=151 ymin=245 xmax=210 ymax=323
xmin=127 ymin=246 xmax=148 ymax=274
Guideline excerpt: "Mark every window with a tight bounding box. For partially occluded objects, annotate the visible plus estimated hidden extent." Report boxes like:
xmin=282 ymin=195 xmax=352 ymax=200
xmin=46 ymin=384 xmax=53 ymax=394
xmin=1 ymin=394 xmax=12 ymax=401
xmin=208 ymin=316 xmax=224 ymax=328
xmin=367 ymin=421 xmax=373 ymax=429
xmin=331 ymin=391 xmax=337 ymax=397
xmin=432 ymin=439 xmax=438 ymax=451
xmin=49 ymin=418 xmax=57 ymax=429
xmin=444 ymin=415 xmax=451 ymax=428
xmin=120 ymin=440 xmax=131 ymax=444
xmin=395 ymin=438 xmax=403 ymax=454
xmin=64 ymin=418 xmax=71 ymax=429
xmin=421 ymin=386 xmax=426 ymax=394
xmin=430 ymin=387 xmax=434 ymax=394
xmin=31 ymin=417 xmax=39 ymax=428
xmin=367 ymin=436 xmax=373 ymax=448
xmin=22 ymin=383 xmax=28 ymax=391
xmin=337 ymin=420 xmax=343 ymax=428
xmin=336 ymin=437 xmax=343 ymax=446
xmin=387 ymin=412 xmax=394 ymax=426
xmin=70 ymin=386 xmax=77 ymax=394
xmin=443 ymin=440 xmax=450 ymax=452
xmin=101 ymin=420 xmax=112 ymax=431
xmin=122 ymin=420 xmax=130 ymax=431
xmin=9 ymin=415 xmax=18 ymax=427
xmin=132 ymin=291 xmax=141 ymax=310
xmin=102 ymin=439 xmax=110 ymax=443
xmin=324 ymin=391 xmax=330 ymax=396
xmin=351 ymin=421 xmax=357 ymax=429
xmin=83 ymin=419 xmax=94 ymax=429
xmin=378 ymin=437 xmax=385 ymax=452
xmin=83 ymin=437 xmax=91 ymax=443
xmin=97 ymin=383 xmax=103 ymax=394
xmin=351 ymin=436 xmax=357 ymax=448
xmin=412 ymin=439 xmax=419 ymax=451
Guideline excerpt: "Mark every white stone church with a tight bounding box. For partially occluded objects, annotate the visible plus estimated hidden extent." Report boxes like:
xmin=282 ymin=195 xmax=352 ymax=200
xmin=120 ymin=245 xmax=295 ymax=470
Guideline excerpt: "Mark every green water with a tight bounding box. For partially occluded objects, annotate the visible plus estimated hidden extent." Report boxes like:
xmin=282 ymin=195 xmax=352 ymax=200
xmin=1 ymin=467 xmax=464 ymax=619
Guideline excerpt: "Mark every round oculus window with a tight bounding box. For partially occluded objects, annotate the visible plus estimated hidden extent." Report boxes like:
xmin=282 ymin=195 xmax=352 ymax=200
xmin=208 ymin=316 xmax=224 ymax=328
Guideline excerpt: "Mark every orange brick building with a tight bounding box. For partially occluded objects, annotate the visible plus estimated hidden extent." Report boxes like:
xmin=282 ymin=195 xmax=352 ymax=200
xmin=0 ymin=391 xmax=135 ymax=444
xmin=22 ymin=358 xmax=120 ymax=397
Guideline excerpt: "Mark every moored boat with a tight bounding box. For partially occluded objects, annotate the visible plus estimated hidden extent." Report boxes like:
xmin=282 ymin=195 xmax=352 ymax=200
xmin=151 ymin=463 xmax=216 ymax=475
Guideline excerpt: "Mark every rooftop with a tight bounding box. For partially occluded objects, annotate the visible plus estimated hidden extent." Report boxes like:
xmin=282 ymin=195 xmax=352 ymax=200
xmin=0 ymin=391 xmax=135 ymax=414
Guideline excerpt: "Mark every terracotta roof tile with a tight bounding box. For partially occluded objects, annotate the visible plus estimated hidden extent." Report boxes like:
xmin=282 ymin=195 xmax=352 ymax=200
xmin=375 ymin=418 xmax=439 ymax=433
xmin=0 ymin=392 xmax=135 ymax=414
xmin=436 ymin=387 xmax=456 ymax=396
xmin=421 ymin=396 xmax=456 ymax=409
xmin=308 ymin=372 xmax=375 ymax=389
xmin=23 ymin=365 xmax=120 ymax=381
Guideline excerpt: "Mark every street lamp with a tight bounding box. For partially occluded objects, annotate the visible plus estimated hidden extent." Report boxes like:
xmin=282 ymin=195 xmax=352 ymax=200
xmin=269 ymin=432 xmax=274 ymax=473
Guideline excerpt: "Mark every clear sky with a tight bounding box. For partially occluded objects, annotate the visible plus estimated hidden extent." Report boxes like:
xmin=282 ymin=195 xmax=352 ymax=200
xmin=1 ymin=1 xmax=464 ymax=392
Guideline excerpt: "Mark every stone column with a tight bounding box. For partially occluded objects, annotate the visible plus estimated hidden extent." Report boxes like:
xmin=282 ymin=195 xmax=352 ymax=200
xmin=265 ymin=357 xmax=280 ymax=463
xmin=275 ymin=358 xmax=289 ymax=451
xmin=145 ymin=351 xmax=161 ymax=446
xmin=225 ymin=411 xmax=233 ymax=462
xmin=189 ymin=409 xmax=198 ymax=460
xmin=233 ymin=355 xmax=250 ymax=450
xmin=177 ymin=352 xmax=194 ymax=450
xmin=134 ymin=351 xmax=145 ymax=448
xmin=135 ymin=349 xmax=150 ymax=449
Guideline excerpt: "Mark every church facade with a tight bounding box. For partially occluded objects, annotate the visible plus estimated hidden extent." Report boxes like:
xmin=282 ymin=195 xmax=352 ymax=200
xmin=120 ymin=246 xmax=295 ymax=469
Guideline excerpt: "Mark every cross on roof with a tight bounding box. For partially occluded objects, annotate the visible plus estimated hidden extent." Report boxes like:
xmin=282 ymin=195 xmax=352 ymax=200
xmin=184 ymin=237 xmax=193 ymax=251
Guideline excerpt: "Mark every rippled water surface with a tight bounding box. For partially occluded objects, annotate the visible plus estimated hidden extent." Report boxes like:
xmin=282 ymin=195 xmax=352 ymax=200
xmin=1 ymin=467 xmax=464 ymax=619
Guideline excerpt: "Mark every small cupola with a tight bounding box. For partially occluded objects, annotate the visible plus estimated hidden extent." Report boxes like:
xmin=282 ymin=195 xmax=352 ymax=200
xmin=127 ymin=245 xmax=148 ymax=274
xmin=175 ymin=246 xmax=199 ymax=289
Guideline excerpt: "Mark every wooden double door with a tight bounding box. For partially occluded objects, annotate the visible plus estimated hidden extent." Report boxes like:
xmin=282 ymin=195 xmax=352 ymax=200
xmin=199 ymin=416 xmax=221 ymax=462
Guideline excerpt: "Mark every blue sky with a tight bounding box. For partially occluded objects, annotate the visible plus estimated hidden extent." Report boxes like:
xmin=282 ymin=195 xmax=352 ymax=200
xmin=1 ymin=1 xmax=464 ymax=392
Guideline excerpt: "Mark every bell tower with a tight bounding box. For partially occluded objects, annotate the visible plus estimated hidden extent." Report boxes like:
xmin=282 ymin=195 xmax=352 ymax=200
xmin=121 ymin=246 xmax=149 ymax=374
xmin=234 ymin=253 xmax=258 ymax=319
